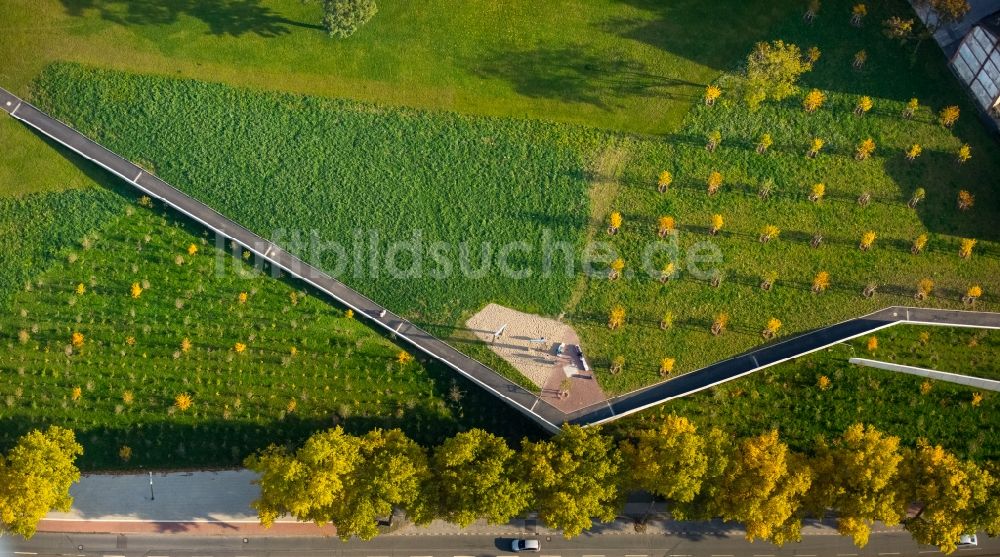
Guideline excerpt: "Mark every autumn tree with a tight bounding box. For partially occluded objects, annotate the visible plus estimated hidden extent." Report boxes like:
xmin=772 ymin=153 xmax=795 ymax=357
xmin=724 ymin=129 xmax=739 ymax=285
xmin=657 ymin=170 xmax=673 ymax=193
xmin=809 ymin=182 xmax=826 ymax=202
xmin=0 ymin=426 xmax=83 ymax=538
xmin=658 ymin=357 xmax=676 ymax=376
xmin=710 ymin=214 xmax=724 ymax=235
xmin=812 ymin=271 xmax=830 ymax=293
xmin=903 ymin=97 xmax=919 ymax=118
xmin=855 ymin=96 xmax=873 ymax=116
xmin=963 ymin=285 xmax=983 ymax=306
xmin=916 ymin=278 xmax=934 ymax=300
xmin=938 ymin=105 xmax=960 ymax=127
xmin=763 ymin=317 xmax=782 ymax=339
xmin=906 ymin=144 xmax=923 ymax=161
xmin=338 ymin=429 xmax=428 ymax=539
xmin=851 ymin=3 xmax=867 ymax=25
xmin=900 ymin=440 xmax=997 ymax=553
xmin=806 ymin=424 xmax=907 ymax=547
xmin=246 ymin=427 xmax=428 ymax=541
xmin=658 ymin=215 xmax=676 ymax=238
xmin=760 ymin=224 xmax=780 ymax=243
xmin=706 ymin=130 xmax=722 ymax=152
xmin=956 ymin=144 xmax=971 ymax=163
xmin=805 ymin=46 xmax=822 ymax=63
xmin=855 ymin=138 xmax=876 ymax=160
xmin=609 ymin=258 xmax=625 ymax=280
xmin=859 ymin=231 xmax=876 ymax=251
xmin=608 ymin=211 xmax=622 ymax=234
xmin=757 ymin=133 xmax=773 ymax=154
xmin=807 ymin=137 xmax=824 ymax=158
xmin=957 ymin=190 xmax=974 ymax=210
xmin=704 ymin=85 xmax=721 ymax=106
xmin=413 ymin=429 xmax=529 ymax=527
xmin=711 ymin=313 xmax=729 ymax=335
xmin=909 ymin=187 xmax=926 ymax=208
xmin=621 ymin=415 xmax=709 ymax=504
xmin=853 ymin=49 xmax=868 ymax=69
xmin=959 ymin=237 xmax=976 ymax=258
xmin=883 ymin=16 xmax=915 ymax=42
xmin=707 ymin=171 xmax=723 ymax=195
xmin=803 ymin=89 xmax=826 ymax=113
xmin=660 ymin=262 xmax=676 ymax=283
xmin=912 ymin=233 xmax=928 ymax=254
xmin=517 ymin=425 xmax=622 ymax=538
xmin=705 ymin=430 xmax=812 ymax=545
xmin=745 ymin=40 xmax=813 ymax=108
xmin=608 ymin=306 xmax=626 ymax=330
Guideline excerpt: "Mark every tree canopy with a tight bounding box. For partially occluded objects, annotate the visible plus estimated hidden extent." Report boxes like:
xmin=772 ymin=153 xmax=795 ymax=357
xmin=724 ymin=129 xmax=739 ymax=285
xmin=517 ymin=425 xmax=622 ymax=538
xmin=621 ymin=414 xmax=708 ymax=504
xmin=414 ymin=428 xmax=530 ymax=527
xmin=0 ymin=426 xmax=83 ymax=538
xmin=745 ymin=40 xmax=813 ymax=108
xmin=318 ymin=0 xmax=378 ymax=38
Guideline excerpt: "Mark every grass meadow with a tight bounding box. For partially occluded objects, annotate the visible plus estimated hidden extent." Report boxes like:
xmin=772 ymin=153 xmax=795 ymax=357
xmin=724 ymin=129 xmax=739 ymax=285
xmin=610 ymin=325 xmax=998 ymax=462
xmin=0 ymin=202 xmax=536 ymax=469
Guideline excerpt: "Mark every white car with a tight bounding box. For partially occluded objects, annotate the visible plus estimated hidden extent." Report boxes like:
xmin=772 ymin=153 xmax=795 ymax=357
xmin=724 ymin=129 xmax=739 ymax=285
xmin=511 ymin=538 xmax=540 ymax=552
xmin=958 ymin=534 xmax=978 ymax=547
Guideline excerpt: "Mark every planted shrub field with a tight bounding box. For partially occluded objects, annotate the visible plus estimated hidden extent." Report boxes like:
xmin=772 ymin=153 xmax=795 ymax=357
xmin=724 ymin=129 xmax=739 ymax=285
xmin=0 ymin=202 xmax=534 ymax=469
xmin=0 ymin=188 xmax=125 ymax=305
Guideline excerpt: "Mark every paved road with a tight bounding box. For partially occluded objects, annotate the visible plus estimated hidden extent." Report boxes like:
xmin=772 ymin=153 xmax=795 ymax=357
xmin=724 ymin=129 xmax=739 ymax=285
xmin=3 ymin=88 xmax=999 ymax=432
xmin=7 ymin=529 xmax=998 ymax=557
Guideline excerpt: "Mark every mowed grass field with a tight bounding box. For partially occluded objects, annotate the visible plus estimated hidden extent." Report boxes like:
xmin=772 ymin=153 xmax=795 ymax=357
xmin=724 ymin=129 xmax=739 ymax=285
xmin=0 ymin=202 xmax=536 ymax=469
xmin=608 ymin=325 xmax=999 ymax=462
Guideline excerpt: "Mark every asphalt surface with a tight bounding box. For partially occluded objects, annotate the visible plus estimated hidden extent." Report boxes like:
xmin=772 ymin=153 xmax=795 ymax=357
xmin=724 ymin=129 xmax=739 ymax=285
xmin=6 ymin=530 xmax=998 ymax=557
xmin=3 ymin=88 xmax=1000 ymax=432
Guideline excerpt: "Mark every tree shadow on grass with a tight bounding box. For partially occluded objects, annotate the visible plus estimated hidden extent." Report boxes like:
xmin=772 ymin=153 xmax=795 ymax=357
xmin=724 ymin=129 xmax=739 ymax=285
xmin=59 ymin=0 xmax=323 ymax=37
xmin=472 ymin=47 xmax=702 ymax=110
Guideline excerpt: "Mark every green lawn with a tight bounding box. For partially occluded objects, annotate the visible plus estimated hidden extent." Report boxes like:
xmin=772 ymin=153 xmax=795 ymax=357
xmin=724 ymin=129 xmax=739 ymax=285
xmin=0 ymin=0 xmax=802 ymax=199
xmin=860 ymin=324 xmax=1000 ymax=381
xmin=0 ymin=202 xmax=536 ymax=470
xmin=607 ymin=326 xmax=999 ymax=462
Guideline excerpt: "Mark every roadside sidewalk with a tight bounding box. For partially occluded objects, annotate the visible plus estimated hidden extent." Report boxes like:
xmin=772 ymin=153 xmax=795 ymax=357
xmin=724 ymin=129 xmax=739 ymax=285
xmin=41 ymin=470 xmax=905 ymax=538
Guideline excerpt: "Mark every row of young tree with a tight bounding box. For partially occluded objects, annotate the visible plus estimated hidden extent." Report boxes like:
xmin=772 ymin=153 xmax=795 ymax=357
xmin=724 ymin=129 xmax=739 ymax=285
xmin=247 ymin=420 xmax=1000 ymax=553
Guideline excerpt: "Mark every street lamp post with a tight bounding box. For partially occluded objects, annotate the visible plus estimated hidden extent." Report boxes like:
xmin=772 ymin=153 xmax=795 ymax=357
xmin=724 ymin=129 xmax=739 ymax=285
xmin=149 ymin=471 xmax=154 ymax=501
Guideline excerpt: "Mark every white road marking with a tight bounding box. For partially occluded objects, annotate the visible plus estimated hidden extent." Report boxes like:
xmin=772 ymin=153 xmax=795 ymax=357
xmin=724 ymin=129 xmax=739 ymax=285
xmin=754 ymin=554 xmax=776 ymax=556
xmin=134 ymin=170 xmax=142 ymax=182
xmin=14 ymin=552 xmax=38 ymax=555
xmin=879 ymin=553 xmax=902 ymax=555
xmin=626 ymin=555 xmax=649 ymax=557
xmin=712 ymin=554 xmax=735 ymax=556
xmin=11 ymin=101 xmax=21 ymax=115
xmin=838 ymin=554 xmax=859 ymax=556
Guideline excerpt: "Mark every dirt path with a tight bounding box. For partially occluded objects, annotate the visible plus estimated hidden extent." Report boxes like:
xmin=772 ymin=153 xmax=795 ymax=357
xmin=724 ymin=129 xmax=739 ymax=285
xmin=562 ymin=139 xmax=632 ymax=316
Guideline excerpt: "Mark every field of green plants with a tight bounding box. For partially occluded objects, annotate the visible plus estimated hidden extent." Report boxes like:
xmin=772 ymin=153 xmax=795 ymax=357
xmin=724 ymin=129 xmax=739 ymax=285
xmin=31 ymin=38 xmax=1000 ymax=397
xmin=0 ymin=188 xmax=125 ymax=305
xmin=0 ymin=202 xmax=535 ymax=469
xmin=612 ymin=325 xmax=998 ymax=462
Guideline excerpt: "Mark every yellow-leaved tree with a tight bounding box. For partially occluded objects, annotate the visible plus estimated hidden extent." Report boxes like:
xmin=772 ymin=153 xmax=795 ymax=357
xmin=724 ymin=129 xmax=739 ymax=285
xmin=516 ymin=425 xmax=621 ymax=538
xmin=899 ymin=440 xmax=1000 ymax=553
xmin=706 ymin=430 xmax=812 ymax=545
xmin=621 ymin=415 xmax=709 ymax=504
xmin=806 ymin=424 xmax=908 ymax=547
xmin=0 ymin=426 xmax=83 ymax=538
